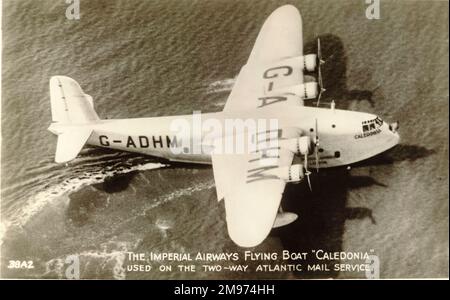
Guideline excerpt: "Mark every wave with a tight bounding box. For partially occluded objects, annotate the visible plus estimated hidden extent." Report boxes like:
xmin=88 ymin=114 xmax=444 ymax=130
xmin=3 ymin=161 xmax=166 ymax=230
xmin=118 ymin=180 xmax=216 ymax=227
xmin=206 ymin=78 xmax=235 ymax=94
xmin=39 ymin=181 xmax=216 ymax=279
xmin=147 ymin=180 xmax=215 ymax=210
xmin=44 ymin=240 xmax=140 ymax=280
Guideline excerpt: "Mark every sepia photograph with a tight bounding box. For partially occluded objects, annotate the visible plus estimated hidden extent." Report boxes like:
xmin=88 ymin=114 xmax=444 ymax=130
xmin=0 ymin=0 xmax=448 ymax=282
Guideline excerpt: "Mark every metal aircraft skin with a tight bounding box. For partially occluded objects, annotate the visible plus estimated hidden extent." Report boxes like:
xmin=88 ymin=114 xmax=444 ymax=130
xmin=48 ymin=5 xmax=400 ymax=247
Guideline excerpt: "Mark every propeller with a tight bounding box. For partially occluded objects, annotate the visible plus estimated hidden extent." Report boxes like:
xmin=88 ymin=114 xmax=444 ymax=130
xmin=303 ymin=119 xmax=320 ymax=191
xmin=314 ymin=118 xmax=320 ymax=172
xmin=298 ymin=135 xmax=314 ymax=191
xmin=304 ymin=151 xmax=312 ymax=191
xmin=316 ymin=38 xmax=326 ymax=107
xmin=300 ymin=121 xmax=319 ymax=192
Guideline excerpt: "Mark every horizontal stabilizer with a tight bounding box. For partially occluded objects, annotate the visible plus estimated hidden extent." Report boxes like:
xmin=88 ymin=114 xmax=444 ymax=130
xmin=55 ymin=127 xmax=92 ymax=163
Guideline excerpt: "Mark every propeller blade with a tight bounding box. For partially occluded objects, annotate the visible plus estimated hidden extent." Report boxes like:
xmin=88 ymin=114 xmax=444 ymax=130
xmin=316 ymin=38 xmax=325 ymax=107
xmin=306 ymin=171 xmax=312 ymax=191
xmin=304 ymin=152 xmax=308 ymax=171
xmin=316 ymin=89 xmax=322 ymax=107
xmin=317 ymin=38 xmax=322 ymax=62
xmin=315 ymin=148 xmax=319 ymax=172
xmin=318 ymin=38 xmax=325 ymax=65
xmin=316 ymin=70 xmax=323 ymax=107
xmin=315 ymin=118 xmax=320 ymax=172
xmin=303 ymin=146 xmax=312 ymax=191
xmin=318 ymin=62 xmax=323 ymax=87
xmin=315 ymin=118 xmax=319 ymax=144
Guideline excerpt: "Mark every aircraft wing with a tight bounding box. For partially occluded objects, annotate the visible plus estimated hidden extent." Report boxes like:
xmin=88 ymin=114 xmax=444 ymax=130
xmin=212 ymin=148 xmax=294 ymax=247
xmin=211 ymin=127 xmax=300 ymax=247
xmin=223 ymin=5 xmax=305 ymax=112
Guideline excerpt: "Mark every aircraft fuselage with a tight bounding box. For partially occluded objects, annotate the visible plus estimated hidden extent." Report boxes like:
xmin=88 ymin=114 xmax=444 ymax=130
xmin=76 ymin=105 xmax=399 ymax=168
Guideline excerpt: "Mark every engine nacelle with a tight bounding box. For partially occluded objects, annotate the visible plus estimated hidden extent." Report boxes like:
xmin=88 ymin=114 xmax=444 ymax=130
xmin=267 ymin=164 xmax=305 ymax=183
xmin=267 ymin=82 xmax=318 ymax=99
xmin=279 ymin=136 xmax=312 ymax=155
xmin=300 ymin=54 xmax=317 ymax=72
xmin=299 ymin=82 xmax=319 ymax=99
xmin=298 ymin=136 xmax=313 ymax=155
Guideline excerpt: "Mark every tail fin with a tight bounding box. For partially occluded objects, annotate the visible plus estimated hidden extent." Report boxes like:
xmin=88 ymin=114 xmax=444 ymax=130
xmin=49 ymin=76 xmax=99 ymax=163
xmin=50 ymin=76 xmax=100 ymax=123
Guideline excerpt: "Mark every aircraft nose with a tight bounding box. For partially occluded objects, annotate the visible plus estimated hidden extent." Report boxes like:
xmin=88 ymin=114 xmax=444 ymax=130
xmin=393 ymin=129 xmax=400 ymax=144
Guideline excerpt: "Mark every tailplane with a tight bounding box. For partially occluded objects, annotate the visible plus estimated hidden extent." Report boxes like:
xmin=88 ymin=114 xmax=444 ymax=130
xmin=52 ymin=126 xmax=93 ymax=163
xmin=48 ymin=76 xmax=99 ymax=163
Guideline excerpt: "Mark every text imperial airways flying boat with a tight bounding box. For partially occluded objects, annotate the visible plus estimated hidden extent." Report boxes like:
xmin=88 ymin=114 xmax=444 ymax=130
xmin=48 ymin=5 xmax=400 ymax=247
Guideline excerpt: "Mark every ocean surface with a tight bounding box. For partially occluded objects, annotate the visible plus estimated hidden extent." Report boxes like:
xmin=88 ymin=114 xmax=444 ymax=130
xmin=1 ymin=0 xmax=448 ymax=279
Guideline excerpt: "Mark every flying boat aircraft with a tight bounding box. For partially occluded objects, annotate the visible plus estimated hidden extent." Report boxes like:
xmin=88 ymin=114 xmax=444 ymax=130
xmin=48 ymin=5 xmax=399 ymax=247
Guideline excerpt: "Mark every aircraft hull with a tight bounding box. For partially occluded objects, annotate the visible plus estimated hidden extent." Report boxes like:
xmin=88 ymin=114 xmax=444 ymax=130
xmin=85 ymin=105 xmax=399 ymax=168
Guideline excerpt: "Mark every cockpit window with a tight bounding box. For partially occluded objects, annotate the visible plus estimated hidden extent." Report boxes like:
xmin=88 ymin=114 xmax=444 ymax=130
xmin=375 ymin=117 xmax=383 ymax=126
xmin=362 ymin=116 xmax=383 ymax=133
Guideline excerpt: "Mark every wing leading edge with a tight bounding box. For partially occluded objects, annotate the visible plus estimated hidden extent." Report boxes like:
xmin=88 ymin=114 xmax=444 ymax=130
xmin=213 ymin=5 xmax=309 ymax=247
xmin=223 ymin=5 xmax=305 ymax=112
